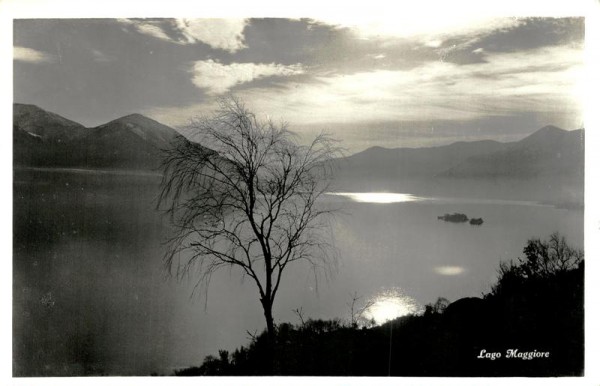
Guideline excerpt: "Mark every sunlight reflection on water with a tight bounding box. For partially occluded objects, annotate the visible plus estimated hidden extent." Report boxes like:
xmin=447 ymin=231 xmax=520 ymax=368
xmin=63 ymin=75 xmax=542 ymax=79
xmin=363 ymin=287 xmax=423 ymax=325
xmin=327 ymin=192 xmax=427 ymax=204
xmin=433 ymin=265 xmax=466 ymax=276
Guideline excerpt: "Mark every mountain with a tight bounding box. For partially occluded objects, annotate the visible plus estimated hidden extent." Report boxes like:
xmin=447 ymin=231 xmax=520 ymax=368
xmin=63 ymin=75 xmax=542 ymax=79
xmin=14 ymin=104 xmax=584 ymax=204
xmin=13 ymin=104 xmax=183 ymax=170
xmin=66 ymin=114 xmax=182 ymax=169
xmin=331 ymin=139 xmax=510 ymax=180
xmin=13 ymin=104 xmax=87 ymax=142
xmin=14 ymin=104 xmax=87 ymax=166
xmin=440 ymin=126 xmax=584 ymax=179
xmin=329 ymin=126 xmax=584 ymax=205
xmin=331 ymin=126 xmax=583 ymax=181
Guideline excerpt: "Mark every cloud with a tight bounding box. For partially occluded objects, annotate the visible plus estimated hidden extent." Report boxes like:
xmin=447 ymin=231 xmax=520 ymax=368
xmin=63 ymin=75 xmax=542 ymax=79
xmin=13 ymin=46 xmax=55 ymax=64
xmin=134 ymin=22 xmax=173 ymax=42
xmin=119 ymin=18 xmax=248 ymax=52
xmin=322 ymin=16 xmax=523 ymax=45
xmin=190 ymin=59 xmax=304 ymax=95
xmin=147 ymin=43 xmax=582 ymax=134
xmin=175 ymin=19 xmax=248 ymax=53
xmin=91 ymin=49 xmax=115 ymax=63
xmin=118 ymin=18 xmax=174 ymax=42
xmin=235 ymin=43 xmax=583 ymax=124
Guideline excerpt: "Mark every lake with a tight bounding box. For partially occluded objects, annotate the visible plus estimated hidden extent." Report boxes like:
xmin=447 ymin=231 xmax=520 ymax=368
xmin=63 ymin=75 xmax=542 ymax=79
xmin=12 ymin=169 xmax=584 ymax=376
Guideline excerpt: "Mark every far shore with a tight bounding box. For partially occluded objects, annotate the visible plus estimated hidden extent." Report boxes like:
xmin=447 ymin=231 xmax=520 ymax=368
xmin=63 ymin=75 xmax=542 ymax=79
xmin=14 ymin=166 xmax=163 ymax=177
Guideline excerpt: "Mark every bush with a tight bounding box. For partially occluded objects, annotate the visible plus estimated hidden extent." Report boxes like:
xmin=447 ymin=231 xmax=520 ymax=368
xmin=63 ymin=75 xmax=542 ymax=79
xmin=490 ymin=232 xmax=582 ymax=296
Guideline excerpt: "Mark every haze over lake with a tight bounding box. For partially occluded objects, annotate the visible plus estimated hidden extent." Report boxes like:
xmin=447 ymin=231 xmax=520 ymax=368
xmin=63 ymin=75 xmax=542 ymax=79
xmin=13 ymin=168 xmax=582 ymax=375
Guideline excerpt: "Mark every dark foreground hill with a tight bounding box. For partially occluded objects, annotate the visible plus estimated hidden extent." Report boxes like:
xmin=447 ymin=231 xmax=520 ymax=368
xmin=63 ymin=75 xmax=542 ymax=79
xmin=176 ymin=233 xmax=583 ymax=377
xmin=13 ymin=104 xmax=183 ymax=170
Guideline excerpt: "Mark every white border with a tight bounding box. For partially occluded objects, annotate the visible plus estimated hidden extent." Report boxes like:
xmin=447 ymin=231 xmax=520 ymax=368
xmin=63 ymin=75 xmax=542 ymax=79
xmin=1 ymin=1 xmax=598 ymax=385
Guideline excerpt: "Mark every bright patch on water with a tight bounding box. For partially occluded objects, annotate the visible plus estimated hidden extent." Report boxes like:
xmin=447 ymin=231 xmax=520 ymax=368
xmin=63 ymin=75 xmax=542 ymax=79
xmin=363 ymin=288 xmax=423 ymax=325
xmin=328 ymin=192 xmax=426 ymax=204
xmin=434 ymin=265 xmax=466 ymax=275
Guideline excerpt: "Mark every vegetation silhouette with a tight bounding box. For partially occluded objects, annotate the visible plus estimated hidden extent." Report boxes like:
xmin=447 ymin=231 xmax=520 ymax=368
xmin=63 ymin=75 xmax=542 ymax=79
xmin=174 ymin=233 xmax=583 ymax=376
xmin=158 ymin=96 xmax=341 ymax=371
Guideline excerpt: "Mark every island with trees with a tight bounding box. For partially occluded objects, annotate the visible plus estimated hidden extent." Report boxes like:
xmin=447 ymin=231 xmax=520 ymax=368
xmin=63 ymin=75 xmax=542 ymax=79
xmin=437 ymin=213 xmax=484 ymax=225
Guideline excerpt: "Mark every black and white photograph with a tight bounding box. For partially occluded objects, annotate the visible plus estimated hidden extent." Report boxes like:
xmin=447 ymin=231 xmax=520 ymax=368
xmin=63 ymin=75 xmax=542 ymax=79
xmin=4 ymin=1 xmax=599 ymax=383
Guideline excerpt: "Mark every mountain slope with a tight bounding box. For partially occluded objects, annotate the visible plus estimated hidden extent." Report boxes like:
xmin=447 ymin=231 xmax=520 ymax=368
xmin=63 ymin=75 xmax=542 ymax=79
xmin=67 ymin=114 xmax=183 ymax=169
xmin=332 ymin=139 xmax=510 ymax=180
xmin=13 ymin=104 xmax=87 ymax=142
xmin=13 ymin=104 xmax=90 ymax=167
xmin=329 ymin=126 xmax=584 ymax=204
xmin=440 ymin=126 xmax=584 ymax=179
xmin=13 ymin=104 xmax=184 ymax=170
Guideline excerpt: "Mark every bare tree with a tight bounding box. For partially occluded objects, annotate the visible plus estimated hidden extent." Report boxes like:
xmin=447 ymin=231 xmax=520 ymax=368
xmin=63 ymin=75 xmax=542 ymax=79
xmin=292 ymin=307 xmax=306 ymax=328
xmin=157 ymin=96 xmax=340 ymax=366
xmin=347 ymin=292 xmax=375 ymax=328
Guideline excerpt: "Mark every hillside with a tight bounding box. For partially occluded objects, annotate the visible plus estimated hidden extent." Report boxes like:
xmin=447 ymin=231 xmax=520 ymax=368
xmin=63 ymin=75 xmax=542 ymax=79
xmin=440 ymin=126 xmax=584 ymax=179
xmin=332 ymin=139 xmax=510 ymax=180
xmin=332 ymin=125 xmax=583 ymax=181
xmin=328 ymin=126 xmax=584 ymax=205
xmin=13 ymin=103 xmax=88 ymax=142
xmin=13 ymin=104 xmax=184 ymax=170
xmin=13 ymin=105 xmax=585 ymax=204
xmin=175 ymin=234 xmax=584 ymax=377
xmin=66 ymin=114 xmax=183 ymax=169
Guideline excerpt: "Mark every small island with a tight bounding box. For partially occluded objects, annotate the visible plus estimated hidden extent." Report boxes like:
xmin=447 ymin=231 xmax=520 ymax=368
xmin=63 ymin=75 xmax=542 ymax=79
xmin=437 ymin=213 xmax=469 ymax=223
xmin=437 ymin=213 xmax=484 ymax=225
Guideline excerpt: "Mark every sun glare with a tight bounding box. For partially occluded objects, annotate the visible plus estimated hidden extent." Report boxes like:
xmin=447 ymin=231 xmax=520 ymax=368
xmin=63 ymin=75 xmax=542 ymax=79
xmin=434 ymin=266 xmax=466 ymax=275
xmin=363 ymin=288 xmax=422 ymax=325
xmin=328 ymin=192 xmax=425 ymax=204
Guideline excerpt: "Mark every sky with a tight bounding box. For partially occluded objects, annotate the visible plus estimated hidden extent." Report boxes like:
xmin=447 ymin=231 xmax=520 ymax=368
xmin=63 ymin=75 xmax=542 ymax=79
xmin=13 ymin=17 xmax=585 ymax=152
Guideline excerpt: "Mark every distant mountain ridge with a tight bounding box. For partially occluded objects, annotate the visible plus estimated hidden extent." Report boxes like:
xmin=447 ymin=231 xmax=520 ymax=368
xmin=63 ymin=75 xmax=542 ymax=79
xmin=440 ymin=126 xmax=584 ymax=179
xmin=328 ymin=125 xmax=584 ymax=205
xmin=332 ymin=125 xmax=583 ymax=181
xmin=13 ymin=104 xmax=184 ymax=170
xmin=13 ymin=104 xmax=585 ymax=199
xmin=333 ymin=139 xmax=511 ymax=180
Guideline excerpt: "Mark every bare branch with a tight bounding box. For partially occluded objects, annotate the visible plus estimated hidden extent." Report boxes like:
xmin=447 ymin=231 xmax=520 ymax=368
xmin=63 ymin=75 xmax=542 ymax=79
xmin=157 ymin=95 xmax=342 ymax=336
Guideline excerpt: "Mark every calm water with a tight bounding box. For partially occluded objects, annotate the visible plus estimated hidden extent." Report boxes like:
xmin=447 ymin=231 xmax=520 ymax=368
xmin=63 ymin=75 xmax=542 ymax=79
xmin=13 ymin=170 xmax=584 ymax=376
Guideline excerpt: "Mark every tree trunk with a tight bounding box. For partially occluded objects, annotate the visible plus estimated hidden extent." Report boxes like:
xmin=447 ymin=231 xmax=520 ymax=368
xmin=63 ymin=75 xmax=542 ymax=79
xmin=261 ymin=297 xmax=276 ymax=374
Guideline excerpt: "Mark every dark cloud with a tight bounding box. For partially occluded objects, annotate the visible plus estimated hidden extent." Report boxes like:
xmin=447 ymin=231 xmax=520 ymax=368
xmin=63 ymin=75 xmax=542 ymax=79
xmin=474 ymin=17 xmax=584 ymax=53
xmin=14 ymin=19 xmax=211 ymax=126
xmin=235 ymin=19 xmax=434 ymax=74
xmin=234 ymin=18 xmax=342 ymax=65
xmin=439 ymin=17 xmax=584 ymax=66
